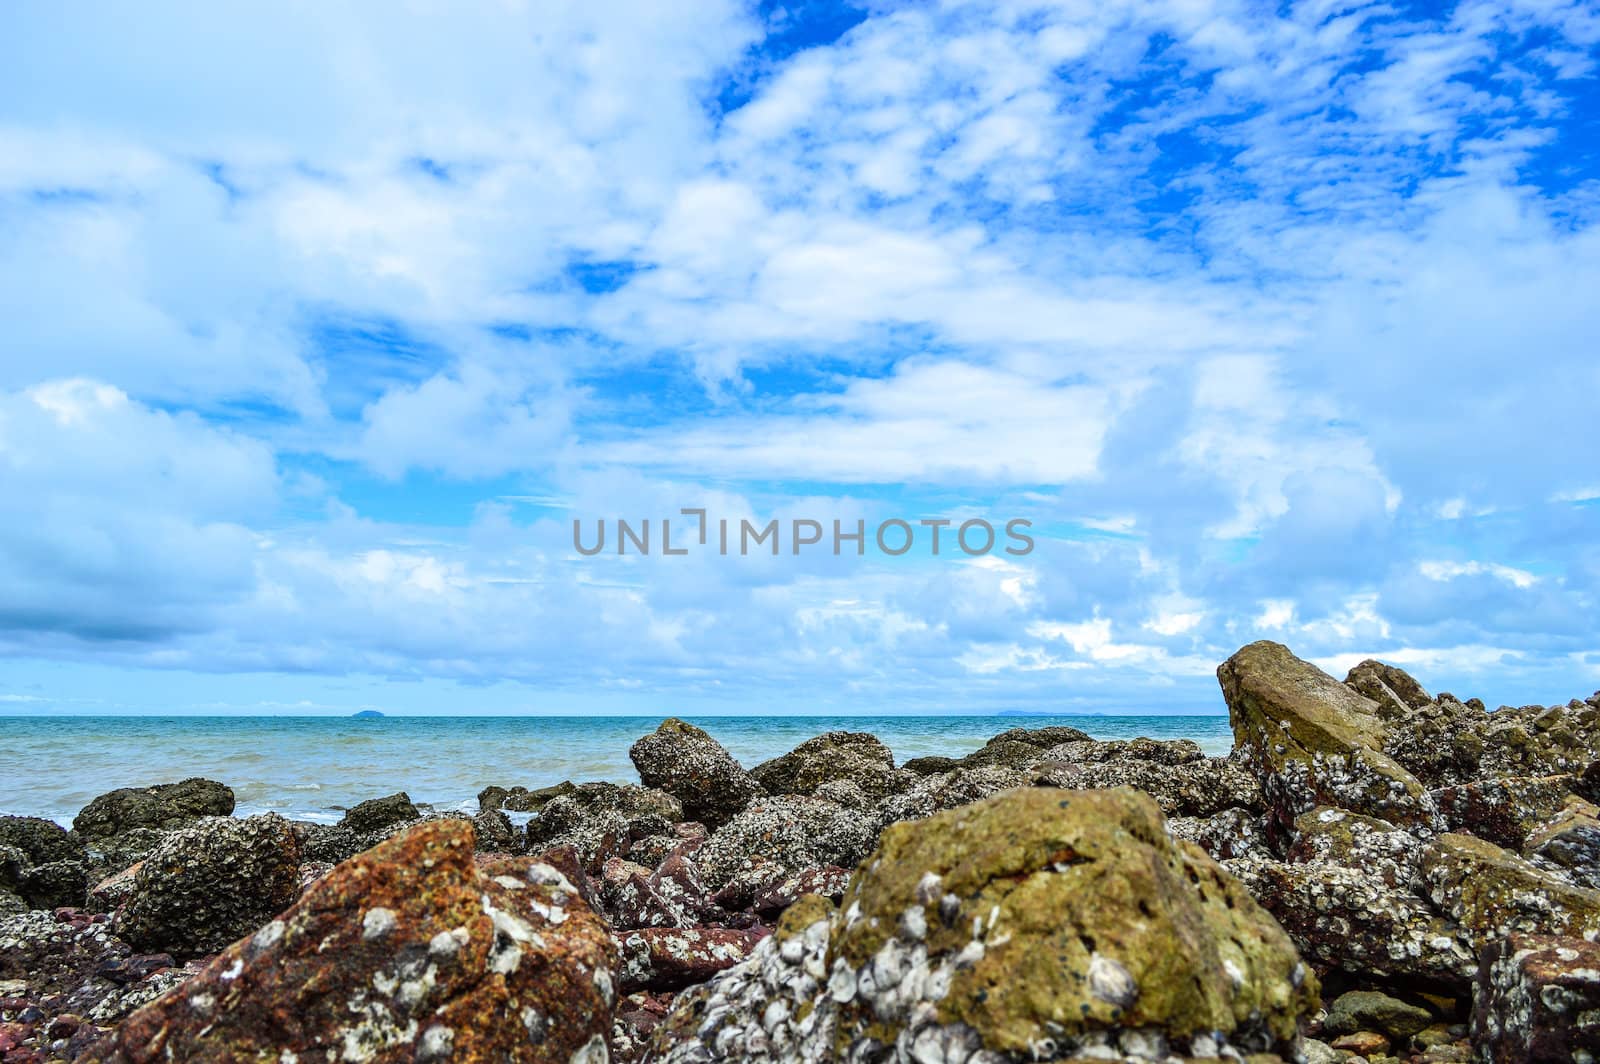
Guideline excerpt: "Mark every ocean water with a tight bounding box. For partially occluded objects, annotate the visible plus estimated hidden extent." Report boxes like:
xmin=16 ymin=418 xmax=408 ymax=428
xmin=0 ymin=715 xmax=1233 ymax=828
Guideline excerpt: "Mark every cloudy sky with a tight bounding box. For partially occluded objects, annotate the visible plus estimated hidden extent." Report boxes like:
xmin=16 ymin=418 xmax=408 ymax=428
xmin=2 ymin=0 xmax=1597 ymax=716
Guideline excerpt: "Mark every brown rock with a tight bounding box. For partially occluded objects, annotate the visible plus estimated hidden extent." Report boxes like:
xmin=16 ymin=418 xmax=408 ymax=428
xmin=613 ymin=926 xmax=768 ymax=993
xmin=1473 ymin=934 xmax=1600 ymax=1062
xmin=629 ymin=719 xmax=763 ymax=829
xmin=84 ymin=820 xmax=618 ymax=1063
xmin=1329 ymin=1029 xmax=1389 ymax=1055
xmin=1419 ymin=833 xmax=1600 ymax=948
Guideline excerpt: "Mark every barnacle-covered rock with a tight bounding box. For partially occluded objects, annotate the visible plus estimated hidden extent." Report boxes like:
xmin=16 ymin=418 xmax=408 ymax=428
xmin=1032 ymin=753 xmax=1260 ymax=818
xmin=1285 ymin=806 xmax=1424 ymax=889
xmin=338 ymin=791 xmax=420 ymax=836
xmin=646 ymin=787 xmax=1317 ymax=1062
xmin=1166 ymin=807 xmax=1270 ymax=861
xmin=1419 ymin=833 xmax=1600 ymax=948
xmin=1224 ymin=856 xmax=1477 ymax=986
xmin=1344 ymin=659 xmax=1433 ymax=719
xmin=750 ymin=731 xmax=905 ymax=803
xmin=1431 ymin=775 xmax=1578 ymax=850
xmin=114 ymin=814 xmax=302 ymax=956
xmin=525 ymin=782 xmax=682 ymax=870
xmin=1472 ymin=934 xmax=1600 ymax=1062
xmin=873 ymin=764 xmax=1031 ymax=829
xmin=0 ymin=816 xmax=90 ymax=909
xmin=1219 ymin=641 xmax=1439 ymax=841
xmin=630 ymin=719 xmax=764 ymax=829
xmin=1524 ymin=797 xmax=1600 ymax=889
xmin=72 ymin=779 xmax=235 ymax=843
xmin=614 ymin=926 xmax=769 ymax=993
xmin=696 ymin=794 xmax=876 ymax=891
xmin=84 ymin=820 xmax=618 ymax=1063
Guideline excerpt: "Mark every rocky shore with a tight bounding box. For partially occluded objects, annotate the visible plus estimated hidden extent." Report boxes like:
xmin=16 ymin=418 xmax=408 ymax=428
xmin=3 ymin=641 xmax=1598 ymax=1062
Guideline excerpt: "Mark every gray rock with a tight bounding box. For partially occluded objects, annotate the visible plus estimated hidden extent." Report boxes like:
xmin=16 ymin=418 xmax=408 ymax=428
xmin=1322 ymin=989 xmax=1433 ymax=1040
xmin=72 ymin=779 xmax=234 ymax=841
xmin=630 ymin=719 xmax=764 ymax=829
xmin=116 ymin=814 xmax=303 ymax=956
xmin=337 ymin=791 xmax=419 ymax=836
xmin=750 ymin=731 xmax=902 ymax=802
xmin=696 ymin=794 xmax=876 ymax=892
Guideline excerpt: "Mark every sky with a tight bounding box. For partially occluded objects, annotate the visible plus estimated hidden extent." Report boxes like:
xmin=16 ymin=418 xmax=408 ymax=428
xmin=1 ymin=0 xmax=1598 ymax=717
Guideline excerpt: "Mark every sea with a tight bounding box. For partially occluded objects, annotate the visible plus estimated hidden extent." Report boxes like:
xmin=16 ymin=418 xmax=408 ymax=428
xmin=0 ymin=714 xmax=1233 ymax=828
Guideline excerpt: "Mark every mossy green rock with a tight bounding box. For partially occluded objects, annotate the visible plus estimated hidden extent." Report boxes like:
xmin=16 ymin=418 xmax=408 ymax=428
xmin=1323 ymin=990 xmax=1433 ymax=1040
xmin=1420 ymin=832 xmax=1600 ymax=946
xmin=1219 ymin=641 xmax=1438 ymax=838
xmin=831 ymin=787 xmax=1317 ymax=1055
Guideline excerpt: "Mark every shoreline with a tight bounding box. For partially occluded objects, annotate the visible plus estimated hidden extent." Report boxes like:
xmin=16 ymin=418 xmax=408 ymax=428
xmin=3 ymin=642 xmax=1598 ymax=1062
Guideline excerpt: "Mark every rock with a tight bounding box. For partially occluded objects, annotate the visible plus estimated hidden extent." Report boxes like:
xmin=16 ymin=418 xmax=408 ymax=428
xmin=1381 ymin=694 xmax=1489 ymax=789
xmin=1432 ymin=775 xmax=1577 ymax=850
xmin=0 ymin=909 xmax=191 ymax=1030
xmin=1285 ymin=806 xmax=1424 ymax=889
xmin=1301 ymin=1036 xmax=1344 ymax=1064
xmin=900 ymin=755 xmax=958 ymax=776
xmin=1475 ymin=699 xmax=1600 ymax=780
xmin=629 ymin=719 xmax=764 ymax=829
xmin=115 ymin=814 xmax=302 ymax=956
xmin=1524 ymin=798 xmax=1600 ymax=889
xmin=612 ymin=991 xmax=673 ymax=1064
xmin=647 ymin=787 xmax=1317 ymax=1061
xmin=750 ymin=865 xmax=853 ymax=919
xmin=1419 ymin=833 xmax=1600 ymax=948
xmin=469 ymin=808 xmax=517 ymax=853
xmin=1166 ymin=807 xmax=1270 ymax=861
xmin=71 ymin=779 xmax=234 ymax=842
xmin=648 ymin=852 xmax=711 ymax=925
xmin=1037 ymin=736 xmax=1208 ymax=765
xmin=874 ymin=763 xmax=1031 ymax=829
xmin=1224 ymin=856 xmax=1477 ymax=985
xmin=85 ymin=829 xmax=168 ymax=877
xmin=695 ymin=795 xmax=877 ymax=893
xmin=525 ymin=783 xmax=682 ymax=870
xmin=1344 ymin=659 xmax=1433 ymax=718
xmin=958 ymin=738 xmax=1047 ymax=769
xmin=750 ymin=731 xmax=903 ymax=803
xmin=0 ymin=819 xmax=89 ymax=909
xmin=614 ymin=926 xmax=769 ymax=993
xmin=1218 ymin=640 xmax=1439 ymax=841
xmin=84 ymin=820 xmax=618 ymax=1063
xmin=600 ymin=858 xmax=690 ymax=931
xmin=1579 ymin=759 xmax=1600 ymax=804
xmin=1473 ymin=934 xmax=1600 ymax=1062
xmin=338 ymin=791 xmax=420 ymax=836
xmin=1032 ymin=754 xmax=1260 ymax=818
xmin=479 ymin=781 xmax=575 ymax=814
xmin=1329 ymin=1029 xmax=1389 ymax=1055
xmin=1323 ymin=989 xmax=1433 ymax=1040
xmin=982 ymin=724 xmax=1095 ymax=748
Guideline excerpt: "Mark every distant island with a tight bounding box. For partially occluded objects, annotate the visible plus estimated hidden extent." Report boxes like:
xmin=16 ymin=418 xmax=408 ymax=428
xmin=351 ymin=709 xmax=386 ymax=719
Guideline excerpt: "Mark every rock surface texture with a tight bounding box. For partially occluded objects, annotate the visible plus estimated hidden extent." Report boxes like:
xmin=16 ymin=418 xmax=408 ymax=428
xmin=643 ymin=787 xmax=1317 ymax=1062
xmin=83 ymin=820 xmax=618 ymax=1063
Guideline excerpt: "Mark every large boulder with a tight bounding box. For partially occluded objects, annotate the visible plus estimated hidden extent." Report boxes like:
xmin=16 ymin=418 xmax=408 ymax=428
xmin=0 ymin=817 xmax=89 ymax=909
xmin=72 ymin=779 xmax=234 ymax=842
xmin=629 ymin=719 xmax=763 ymax=829
xmin=1218 ymin=641 xmax=1439 ymax=840
xmin=1473 ymin=934 xmax=1600 ymax=1062
xmin=1419 ymin=833 xmax=1600 ymax=948
xmin=647 ymin=788 xmax=1318 ymax=1062
xmin=749 ymin=731 xmax=902 ymax=802
xmin=115 ymin=814 xmax=302 ymax=956
xmin=84 ymin=820 xmax=618 ymax=1063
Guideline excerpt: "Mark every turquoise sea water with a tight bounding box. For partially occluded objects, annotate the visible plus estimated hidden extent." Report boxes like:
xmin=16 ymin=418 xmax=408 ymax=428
xmin=0 ymin=715 xmax=1233 ymax=827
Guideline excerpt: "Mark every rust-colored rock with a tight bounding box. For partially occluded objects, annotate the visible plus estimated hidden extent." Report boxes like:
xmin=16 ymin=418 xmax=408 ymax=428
xmin=614 ymin=925 xmax=769 ymax=992
xmin=85 ymin=820 xmax=618 ymax=1063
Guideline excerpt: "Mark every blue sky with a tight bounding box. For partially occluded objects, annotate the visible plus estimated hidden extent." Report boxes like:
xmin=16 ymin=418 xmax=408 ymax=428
xmin=1 ymin=0 xmax=1598 ymax=716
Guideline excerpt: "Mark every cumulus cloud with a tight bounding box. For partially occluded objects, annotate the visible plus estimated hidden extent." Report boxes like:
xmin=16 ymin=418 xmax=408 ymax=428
xmin=1 ymin=0 xmax=1597 ymax=713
